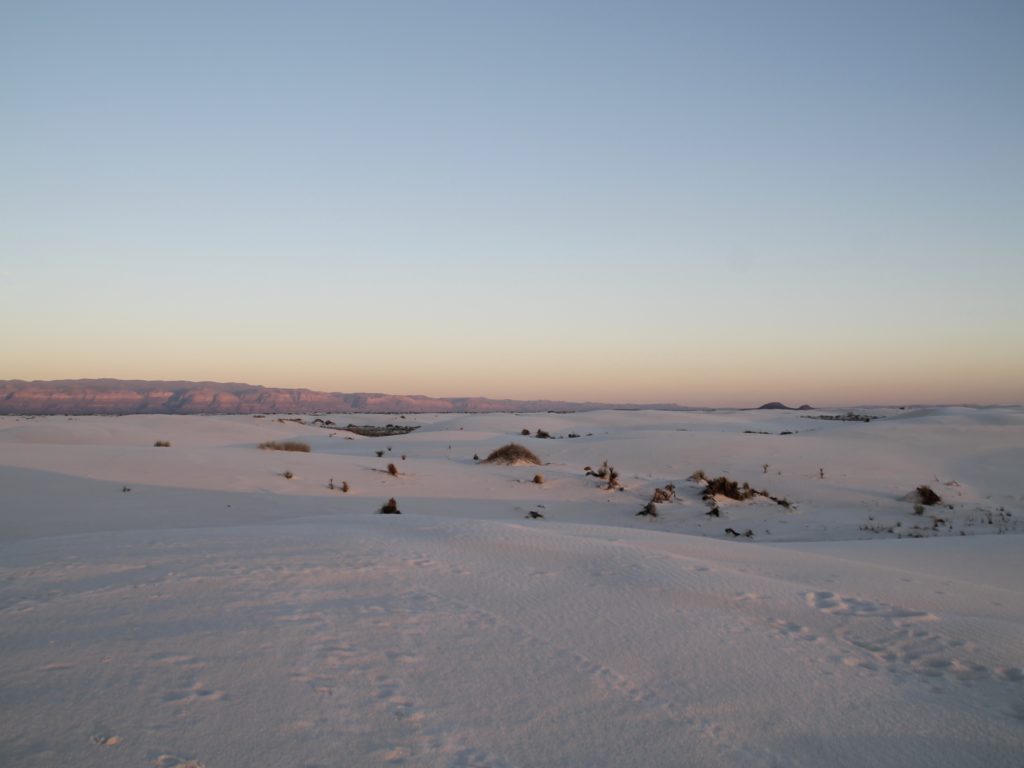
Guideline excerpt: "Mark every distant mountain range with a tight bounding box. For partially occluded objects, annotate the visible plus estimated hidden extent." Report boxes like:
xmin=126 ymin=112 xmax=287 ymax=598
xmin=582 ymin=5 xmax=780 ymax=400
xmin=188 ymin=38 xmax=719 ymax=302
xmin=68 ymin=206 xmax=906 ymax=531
xmin=0 ymin=379 xmax=695 ymax=415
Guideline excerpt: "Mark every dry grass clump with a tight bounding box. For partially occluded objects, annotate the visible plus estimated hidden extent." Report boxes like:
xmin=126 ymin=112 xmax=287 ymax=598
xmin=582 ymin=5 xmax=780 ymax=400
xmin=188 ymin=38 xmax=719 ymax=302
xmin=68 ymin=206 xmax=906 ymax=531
xmin=282 ymin=470 xmax=294 ymax=479
xmin=533 ymin=474 xmax=544 ymax=484
xmin=483 ymin=443 xmax=541 ymax=465
xmin=387 ymin=463 xmax=399 ymax=476
xmin=380 ymin=497 xmax=400 ymax=514
xmin=153 ymin=440 xmax=171 ymax=447
xmin=585 ymin=461 xmax=620 ymax=489
xmin=259 ymin=441 xmax=311 ymax=453
xmin=650 ymin=484 xmax=676 ymax=504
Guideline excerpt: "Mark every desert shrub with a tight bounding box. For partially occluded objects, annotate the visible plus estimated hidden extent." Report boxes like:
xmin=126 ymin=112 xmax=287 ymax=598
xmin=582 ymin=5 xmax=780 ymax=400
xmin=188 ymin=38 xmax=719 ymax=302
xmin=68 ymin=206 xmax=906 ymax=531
xmin=526 ymin=510 xmax=544 ymax=519
xmin=473 ymin=453 xmax=480 ymax=461
xmin=483 ymin=443 xmax=541 ymax=465
xmin=521 ymin=429 xmax=531 ymax=436
xmin=375 ymin=450 xmax=385 ymax=458
xmin=651 ymin=484 xmax=676 ymax=504
xmin=915 ymin=485 xmax=941 ymax=506
xmin=259 ymin=441 xmax=311 ymax=453
xmin=637 ymin=502 xmax=658 ymax=518
xmin=328 ymin=478 xmax=334 ymax=490
xmin=535 ymin=429 xmax=551 ymax=439
xmin=154 ymin=440 xmax=171 ymax=447
xmin=387 ymin=463 xmax=398 ymax=476
xmin=913 ymin=503 xmax=925 ymax=516
xmin=704 ymin=476 xmax=746 ymax=500
xmin=283 ymin=470 xmax=294 ymax=479
xmin=689 ymin=469 xmax=708 ymax=483
xmin=380 ymin=497 xmax=400 ymax=514
xmin=586 ymin=461 xmax=610 ymax=479
xmin=341 ymin=481 xmax=349 ymax=493
xmin=533 ymin=474 xmax=544 ymax=484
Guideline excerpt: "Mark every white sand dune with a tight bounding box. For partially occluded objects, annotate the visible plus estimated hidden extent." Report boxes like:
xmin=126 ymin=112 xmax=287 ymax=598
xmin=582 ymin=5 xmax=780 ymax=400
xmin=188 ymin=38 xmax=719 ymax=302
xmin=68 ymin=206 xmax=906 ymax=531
xmin=1 ymin=408 xmax=1022 ymax=767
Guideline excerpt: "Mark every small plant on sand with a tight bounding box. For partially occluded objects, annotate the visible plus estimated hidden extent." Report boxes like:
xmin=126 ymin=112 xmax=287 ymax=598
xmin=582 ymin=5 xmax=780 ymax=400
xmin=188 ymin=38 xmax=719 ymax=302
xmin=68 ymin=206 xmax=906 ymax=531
xmin=341 ymin=481 xmax=350 ymax=493
xmin=283 ymin=470 xmax=294 ymax=479
xmin=154 ymin=440 xmax=171 ymax=447
xmin=259 ymin=441 xmax=311 ymax=453
xmin=483 ymin=443 xmax=541 ymax=465
xmin=473 ymin=453 xmax=480 ymax=461
xmin=689 ymin=469 xmax=708 ymax=483
xmin=762 ymin=463 xmax=769 ymax=474
xmin=637 ymin=501 xmax=659 ymax=518
xmin=915 ymin=485 xmax=941 ymax=506
xmin=328 ymin=478 xmax=335 ymax=490
xmin=535 ymin=429 xmax=551 ymax=439
xmin=526 ymin=510 xmax=545 ymax=519
xmin=533 ymin=473 xmax=544 ymax=484
xmin=387 ymin=463 xmax=399 ymax=476
xmin=375 ymin=450 xmax=385 ymax=458
xmin=380 ymin=497 xmax=400 ymax=514
xmin=650 ymin=484 xmax=676 ymax=504
xmin=521 ymin=428 xmax=531 ymax=436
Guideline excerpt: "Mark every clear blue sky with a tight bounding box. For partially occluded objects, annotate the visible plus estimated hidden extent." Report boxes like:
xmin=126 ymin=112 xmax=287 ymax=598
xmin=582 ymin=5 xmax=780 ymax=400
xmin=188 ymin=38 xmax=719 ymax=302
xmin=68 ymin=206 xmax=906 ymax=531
xmin=2 ymin=0 xmax=1022 ymax=405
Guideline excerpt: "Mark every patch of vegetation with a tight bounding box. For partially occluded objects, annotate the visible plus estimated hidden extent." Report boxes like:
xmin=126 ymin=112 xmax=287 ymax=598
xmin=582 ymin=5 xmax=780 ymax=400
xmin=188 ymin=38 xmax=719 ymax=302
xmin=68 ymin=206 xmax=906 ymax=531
xmin=915 ymin=485 xmax=941 ymax=506
xmin=342 ymin=424 xmax=419 ymax=437
xmin=585 ymin=460 xmax=620 ymax=489
xmin=724 ymin=527 xmax=754 ymax=538
xmin=153 ymin=440 xmax=171 ymax=447
xmin=387 ymin=463 xmax=399 ymax=477
xmin=483 ymin=443 xmax=541 ymax=465
xmin=282 ymin=470 xmax=294 ymax=479
xmin=532 ymin=474 xmax=544 ymax=484
xmin=703 ymin=476 xmax=755 ymax=501
xmin=650 ymin=484 xmax=676 ymax=504
xmin=696 ymin=473 xmax=792 ymax=509
xmin=803 ymin=412 xmax=879 ymax=422
xmin=637 ymin=501 xmax=659 ymax=518
xmin=259 ymin=441 xmax=311 ymax=453
xmin=379 ymin=497 xmax=400 ymax=514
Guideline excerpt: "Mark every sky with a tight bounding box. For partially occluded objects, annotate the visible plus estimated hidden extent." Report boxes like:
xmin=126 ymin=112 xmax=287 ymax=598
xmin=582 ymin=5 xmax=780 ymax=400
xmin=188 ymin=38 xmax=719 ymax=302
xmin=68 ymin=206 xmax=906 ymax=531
xmin=1 ymin=0 xmax=1022 ymax=407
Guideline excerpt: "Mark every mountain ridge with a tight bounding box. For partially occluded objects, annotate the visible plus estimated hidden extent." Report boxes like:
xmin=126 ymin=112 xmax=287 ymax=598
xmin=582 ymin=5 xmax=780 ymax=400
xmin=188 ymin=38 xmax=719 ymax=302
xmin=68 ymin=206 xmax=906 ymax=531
xmin=0 ymin=379 xmax=693 ymax=415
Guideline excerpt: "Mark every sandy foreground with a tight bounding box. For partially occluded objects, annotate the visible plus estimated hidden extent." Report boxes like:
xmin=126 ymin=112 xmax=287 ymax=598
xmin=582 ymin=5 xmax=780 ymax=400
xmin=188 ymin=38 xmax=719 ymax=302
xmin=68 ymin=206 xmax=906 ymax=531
xmin=1 ymin=407 xmax=1022 ymax=767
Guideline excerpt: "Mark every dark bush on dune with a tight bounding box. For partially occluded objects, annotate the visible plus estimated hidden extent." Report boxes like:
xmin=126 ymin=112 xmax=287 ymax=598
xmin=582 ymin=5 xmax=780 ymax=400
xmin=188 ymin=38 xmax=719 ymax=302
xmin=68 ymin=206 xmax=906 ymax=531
xmin=703 ymin=476 xmax=755 ymax=501
xmin=915 ymin=485 xmax=941 ymax=506
xmin=483 ymin=443 xmax=541 ymax=465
